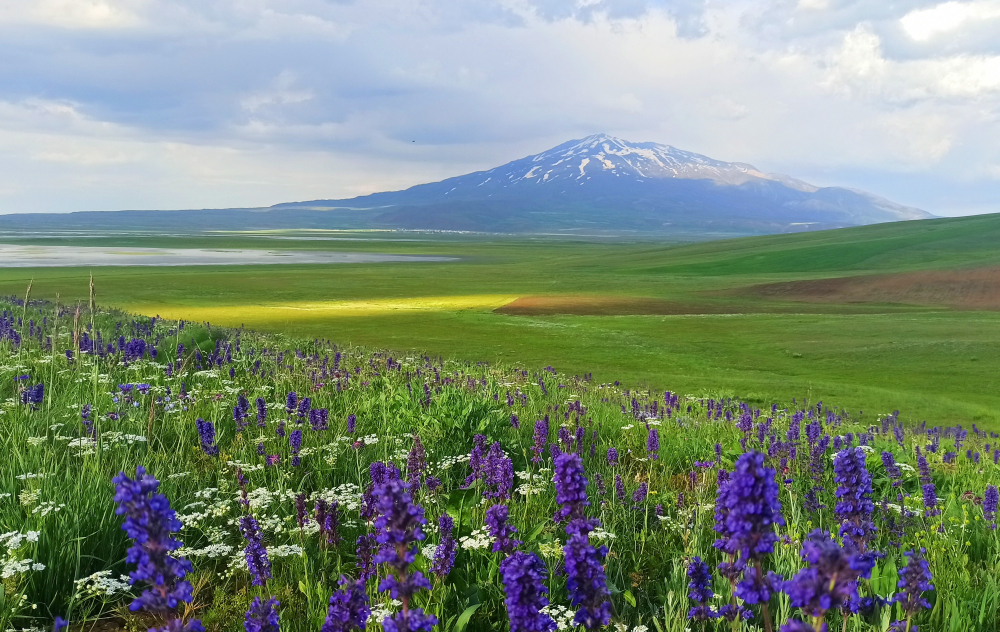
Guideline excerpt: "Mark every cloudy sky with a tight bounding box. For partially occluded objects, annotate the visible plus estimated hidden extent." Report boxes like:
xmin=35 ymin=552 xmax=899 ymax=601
xmin=0 ymin=0 xmax=998 ymax=216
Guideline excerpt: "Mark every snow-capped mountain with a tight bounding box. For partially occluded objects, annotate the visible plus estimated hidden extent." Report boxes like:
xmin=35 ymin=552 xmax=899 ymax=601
xmin=443 ymin=134 xmax=820 ymax=193
xmin=0 ymin=135 xmax=930 ymax=237
xmin=272 ymin=134 xmax=931 ymax=235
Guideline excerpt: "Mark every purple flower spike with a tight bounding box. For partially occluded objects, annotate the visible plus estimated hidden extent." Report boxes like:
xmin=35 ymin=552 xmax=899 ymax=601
xmin=714 ymin=451 xmax=785 ymax=563
xmin=563 ymin=529 xmax=611 ymax=629
xmin=485 ymin=504 xmax=521 ymax=553
xmin=112 ymin=467 xmax=200 ymax=630
xmin=195 ymin=418 xmax=219 ymax=456
xmin=553 ymin=452 xmax=590 ymax=523
xmin=606 ymin=447 xmax=618 ymax=465
xmin=321 ymin=576 xmax=370 ymax=632
xmin=833 ymin=448 xmax=876 ymax=551
xmin=686 ymin=557 xmax=718 ymax=621
xmin=894 ymin=548 xmax=934 ymax=618
xmin=430 ymin=514 xmax=456 ymax=578
xmin=244 ymin=597 xmax=280 ymax=632
xmin=647 ymin=428 xmax=659 ymax=460
xmin=500 ymin=552 xmax=557 ymax=632
xmin=239 ymin=515 xmax=271 ymax=587
xmin=984 ymin=485 xmax=998 ymax=528
xmin=371 ymin=478 xmax=436 ymax=632
xmin=782 ymin=529 xmax=874 ymax=619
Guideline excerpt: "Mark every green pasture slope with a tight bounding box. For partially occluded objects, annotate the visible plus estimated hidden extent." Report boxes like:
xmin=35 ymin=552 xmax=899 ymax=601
xmin=2 ymin=212 xmax=1000 ymax=426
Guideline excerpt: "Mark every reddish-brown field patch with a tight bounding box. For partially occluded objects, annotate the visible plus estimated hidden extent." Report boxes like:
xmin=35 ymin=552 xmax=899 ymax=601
xmin=743 ymin=266 xmax=1000 ymax=310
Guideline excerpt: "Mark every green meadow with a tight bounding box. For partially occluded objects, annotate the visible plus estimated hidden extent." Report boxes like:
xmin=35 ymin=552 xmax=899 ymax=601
xmin=2 ymin=212 xmax=1000 ymax=426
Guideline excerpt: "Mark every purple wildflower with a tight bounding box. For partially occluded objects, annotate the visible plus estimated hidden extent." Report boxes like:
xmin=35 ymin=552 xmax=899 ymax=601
xmin=500 ymin=552 xmax=557 ymax=632
xmin=532 ymin=418 xmax=548 ymax=464
xmin=881 ymin=451 xmax=902 ymax=488
xmin=615 ymin=474 xmax=626 ymax=502
xmin=407 ymin=435 xmax=427 ymax=489
xmin=686 ymin=557 xmax=717 ymax=621
xmin=892 ymin=548 xmax=934 ymax=630
xmin=984 ymin=485 xmax=998 ymax=528
xmin=606 ymin=447 xmax=618 ymax=465
xmin=833 ymin=448 xmax=876 ymax=551
xmin=647 ymin=428 xmax=659 ymax=460
xmin=485 ymin=504 xmax=521 ymax=553
xmin=430 ymin=514 xmax=456 ymax=578
xmin=244 ymin=597 xmax=280 ymax=632
xmin=713 ymin=451 xmax=784 ymax=605
xmin=256 ymin=397 xmax=267 ymax=427
xmin=464 ymin=434 xmax=489 ymax=486
xmin=195 ymin=418 xmax=219 ymax=456
xmin=563 ymin=529 xmax=611 ymax=629
xmin=372 ymin=479 xmax=437 ymax=632
xmin=289 ymin=429 xmax=302 ymax=467
xmin=484 ymin=442 xmax=514 ymax=500
xmin=356 ymin=534 xmax=377 ymax=581
xmin=112 ymin=467 xmax=200 ymax=630
xmin=239 ymin=515 xmax=271 ymax=586
xmin=321 ymin=576 xmax=370 ymax=632
xmin=782 ymin=529 xmax=874 ymax=619
xmin=553 ymin=453 xmax=590 ymax=523
xmin=632 ymin=482 xmax=648 ymax=506
xmin=921 ymin=483 xmax=939 ymax=517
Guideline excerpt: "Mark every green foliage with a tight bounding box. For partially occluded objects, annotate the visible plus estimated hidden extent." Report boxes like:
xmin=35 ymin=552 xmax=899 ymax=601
xmin=0 ymin=297 xmax=997 ymax=632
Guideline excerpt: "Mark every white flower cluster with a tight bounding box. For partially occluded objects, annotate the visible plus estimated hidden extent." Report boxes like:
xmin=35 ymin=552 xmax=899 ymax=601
xmin=515 ymin=470 xmax=549 ymax=496
xmin=32 ymin=501 xmax=65 ymax=517
xmin=227 ymin=460 xmax=264 ymax=473
xmin=541 ymin=605 xmax=576 ymax=631
xmin=176 ymin=543 xmax=235 ymax=559
xmin=614 ymin=624 xmax=648 ymax=632
xmin=101 ymin=432 xmax=147 ymax=446
xmin=246 ymin=487 xmax=277 ymax=510
xmin=15 ymin=473 xmax=48 ymax=480
xmin=311 ymin=483 xmax=362 ymax=513
xmin=458 ymin=527 xmax=493 ymax=551
xmin=589 ymin=528 xmax=616 ymax=541
xmin=368 ymin=600 xmax=402 ymax=624
xmin=18 ymin=490 xmax=40 ymax=507
xmin=1 ymin=531 xmax=39 ymax=551
xmin=433 ymin=453 xmax=470 ymax=472
xmin=74 ymin=570 xmax=132 ymax=598
xmin=538 ymin=540 xmax=563 ymax=559
xmin=2 ymin=559 xmax=46 ymax=579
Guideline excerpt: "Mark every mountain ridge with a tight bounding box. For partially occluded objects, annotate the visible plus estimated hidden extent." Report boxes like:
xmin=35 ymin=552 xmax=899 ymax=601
xmin=0 ymin=134 xmax=933 ymax=237
xmin=271 ymin=134 xmax=932 ymax=234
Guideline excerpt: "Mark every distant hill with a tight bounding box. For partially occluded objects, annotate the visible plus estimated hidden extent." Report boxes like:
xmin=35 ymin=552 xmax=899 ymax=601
xmin=0 ymin=134 xmax=932 ymax=237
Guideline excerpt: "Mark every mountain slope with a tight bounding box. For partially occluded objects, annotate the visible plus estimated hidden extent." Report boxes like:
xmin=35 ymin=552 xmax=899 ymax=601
xmin=273 ymin=134 xmax=932 ymax=235
xmin=0 ymin=135 xmax=933 ymax=237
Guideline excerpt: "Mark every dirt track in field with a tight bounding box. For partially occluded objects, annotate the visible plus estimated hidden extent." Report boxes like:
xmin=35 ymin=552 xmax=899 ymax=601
xmin=741 ymin=266 xmax=1000 ymax=310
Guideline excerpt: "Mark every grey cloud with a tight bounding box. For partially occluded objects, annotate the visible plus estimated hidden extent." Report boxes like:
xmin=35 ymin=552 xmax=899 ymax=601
xmin=0 ymin=0 xmax=996 ymax=215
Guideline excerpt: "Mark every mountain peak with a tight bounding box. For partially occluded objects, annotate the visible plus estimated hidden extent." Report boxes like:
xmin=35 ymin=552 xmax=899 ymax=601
xmin=270 ymin=135 xmax=933 ymax=235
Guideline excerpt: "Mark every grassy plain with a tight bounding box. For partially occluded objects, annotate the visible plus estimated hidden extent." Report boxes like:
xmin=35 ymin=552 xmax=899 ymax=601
xmin=2 ymin=212 xmax=1000 ymax=425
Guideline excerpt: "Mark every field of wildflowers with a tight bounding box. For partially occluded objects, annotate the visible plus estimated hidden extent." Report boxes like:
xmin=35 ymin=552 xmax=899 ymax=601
xmin=0 ymin=292 xmax=998 ymax=632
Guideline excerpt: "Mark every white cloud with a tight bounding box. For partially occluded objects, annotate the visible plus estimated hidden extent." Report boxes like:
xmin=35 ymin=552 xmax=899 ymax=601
xmin=900 ymin=0 xmax=1000 ymax=41
xmin=0 ymin=0 xmax=141 ymax=28
xmin=822 ymin=24 xmax=1000 ymax=101
xmin=0 ymin=0 xmax=997 ymax=215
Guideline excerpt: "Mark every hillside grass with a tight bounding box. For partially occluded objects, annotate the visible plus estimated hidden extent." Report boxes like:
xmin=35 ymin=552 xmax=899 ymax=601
xmin=2 ymin=213 xmax=1000 ymax=425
